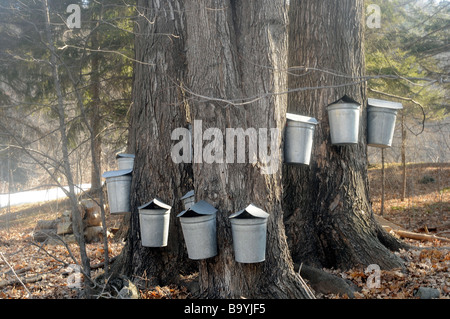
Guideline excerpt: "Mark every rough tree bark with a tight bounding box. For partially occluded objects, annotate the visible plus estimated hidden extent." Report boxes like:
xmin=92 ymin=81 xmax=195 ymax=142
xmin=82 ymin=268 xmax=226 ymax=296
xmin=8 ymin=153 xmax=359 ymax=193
xmin=112 ymin=0 xmax=195 ymax=286
xmin=184 ymin=0 xmax=312 ymax=298
xmin=283 ymin=0 xmax=406 ymax=271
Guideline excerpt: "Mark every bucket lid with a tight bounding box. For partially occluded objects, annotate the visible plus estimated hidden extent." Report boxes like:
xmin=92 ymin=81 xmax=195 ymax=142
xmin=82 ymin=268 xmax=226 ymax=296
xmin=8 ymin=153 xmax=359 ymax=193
xmin=331 ymin=95 xmax=360 ymax=105
xmin=286 ymin=113 xmax=318 ymax=125
xmin=116 ymin=153 xmax=135 ymax=159
xmin=102 ymin=168 xmax=133 ymax=178
xmin=181 ymin=190 xmax=194 ymax=200
xmin=229 ymin=203 xmax=269 ymax=219
xmin=138 ymin=198 xmax=171 ymax=211
xmin=327 ymin=95 xmax=361 ymax=110
xmin=368 ymin=98 xmax=403 ymax=110
xmin=177 ymin=200 xmax=217 ymax=217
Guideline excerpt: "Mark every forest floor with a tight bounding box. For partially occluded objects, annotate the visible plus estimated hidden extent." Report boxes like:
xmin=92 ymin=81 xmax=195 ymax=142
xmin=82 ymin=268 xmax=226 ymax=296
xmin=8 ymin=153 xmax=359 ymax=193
xmin=324 ymin=162 xmax=450 ymax=299
xmin=0 ymin=162 xmax=448 ymax=299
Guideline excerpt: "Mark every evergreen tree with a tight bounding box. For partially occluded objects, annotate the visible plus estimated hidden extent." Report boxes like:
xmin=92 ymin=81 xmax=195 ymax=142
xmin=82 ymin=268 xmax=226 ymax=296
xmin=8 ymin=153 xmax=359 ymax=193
xmin=0 ymin=0 xmax=134 ymax=191
xmin=365 ymin=0 xmax=449 ymax=119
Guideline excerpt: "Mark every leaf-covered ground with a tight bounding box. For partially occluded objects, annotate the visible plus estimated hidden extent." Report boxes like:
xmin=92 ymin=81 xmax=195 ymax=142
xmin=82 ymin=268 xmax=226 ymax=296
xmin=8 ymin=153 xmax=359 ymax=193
xmin=0 ymin=163 xmax=448 ymax=299
xmin=320 ymin=163 xmax=450 ymax=299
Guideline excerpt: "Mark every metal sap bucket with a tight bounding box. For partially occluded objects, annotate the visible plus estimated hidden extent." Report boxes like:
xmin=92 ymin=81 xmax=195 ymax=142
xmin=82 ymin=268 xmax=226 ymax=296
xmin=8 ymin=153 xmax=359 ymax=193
xmin=284 ymin=113 xmax=318 ymax=165
xmin=116 ymin=153 xmax=135 ymax=170
xmin=181 ymin=190 xmax=195 ymax=210
xmin=367 ymin=98 xmax=403 ymax=148
xmin=327 ymin=97 xmax=361 ymax=145
xmin=177 ymin=200 xmax=217 ymax=260
xmin=138 ymin=198 xmax=171 ymax=247
xmin=102 ymin=169 xmax=132 ymax=214
xmin=229 ymin=204 xmax=269 ymax=263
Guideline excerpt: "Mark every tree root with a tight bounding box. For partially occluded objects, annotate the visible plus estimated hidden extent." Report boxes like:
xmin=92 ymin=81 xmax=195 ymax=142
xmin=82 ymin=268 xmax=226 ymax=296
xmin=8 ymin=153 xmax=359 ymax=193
xmin=296 ymin=263 xmax=357 ymax=298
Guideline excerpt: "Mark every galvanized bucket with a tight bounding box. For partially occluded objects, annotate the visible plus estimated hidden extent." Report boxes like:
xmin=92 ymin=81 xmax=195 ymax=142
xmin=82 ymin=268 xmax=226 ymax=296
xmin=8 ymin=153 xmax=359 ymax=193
xmin=181 ymin=190 xmax=195 ymax=210
xmin=138 ymin=198 xmax=171 ymax=247
xmin=327 ymin=99 xmax=361 ymax=145
xmin=229 ymin=204 xmax=269 ymax=263
xmin=367 ymin=98 xmax=403 ymax=148
xmin=102 ymin=169 xmax=132 ymax=214
xmin=116 ymin=153 xmax=135 ymax=170
xmin=284 ymin=113 xmax=318 ymax=165
xmin=177 ymin=200 xmax=217 ymax=260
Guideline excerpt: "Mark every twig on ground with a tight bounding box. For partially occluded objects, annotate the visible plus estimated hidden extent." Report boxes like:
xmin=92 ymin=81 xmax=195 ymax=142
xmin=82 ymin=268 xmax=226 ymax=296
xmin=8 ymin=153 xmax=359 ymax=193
xmin=0 ymin=252 xmax=34 ymax=297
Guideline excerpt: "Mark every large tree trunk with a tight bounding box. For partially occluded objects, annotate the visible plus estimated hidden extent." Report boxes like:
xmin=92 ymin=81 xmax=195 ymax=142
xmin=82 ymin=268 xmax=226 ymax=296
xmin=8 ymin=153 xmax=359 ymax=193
xmin=283 ymin=0 xmax=406 ymax=271
xmin=184 ymin=0 xmax=312 ymax=299
xmin=113 ymin=0 xmax=195 ymax=286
